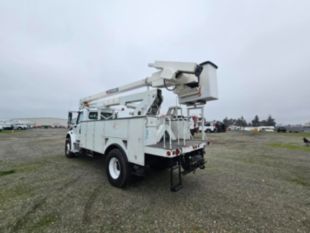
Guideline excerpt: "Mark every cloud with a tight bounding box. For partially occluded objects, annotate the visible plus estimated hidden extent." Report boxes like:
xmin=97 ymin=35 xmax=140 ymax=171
xmin=0 ymin=0 xmax=309 ymax=124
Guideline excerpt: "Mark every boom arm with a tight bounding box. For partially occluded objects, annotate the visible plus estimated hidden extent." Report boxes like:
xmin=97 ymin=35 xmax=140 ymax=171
xmin=80 ymin=79 xmax=148 ymax=108
xmin=80 ymin=61 xmax=218 ymax=108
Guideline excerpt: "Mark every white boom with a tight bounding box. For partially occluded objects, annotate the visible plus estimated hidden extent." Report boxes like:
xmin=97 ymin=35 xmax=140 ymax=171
xmin=80 ymin=61 xmax=218 ymax=108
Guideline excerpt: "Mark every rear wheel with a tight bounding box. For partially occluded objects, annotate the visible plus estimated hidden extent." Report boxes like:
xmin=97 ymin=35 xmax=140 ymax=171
xmin=106 ymin=148 xmax=131 ymax=188
xmin=65 ymin=138 xmax=76 ymax=158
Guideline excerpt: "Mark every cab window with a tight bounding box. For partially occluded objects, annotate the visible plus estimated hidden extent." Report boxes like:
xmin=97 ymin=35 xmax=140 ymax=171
xmin=100 ymin=112 xmax=113 ymax=120
xmin=89 ymin=112 xmax=98 ymax=120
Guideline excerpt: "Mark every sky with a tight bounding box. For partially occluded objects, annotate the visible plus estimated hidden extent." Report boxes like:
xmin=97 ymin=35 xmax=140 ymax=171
xmin=0 ymin=0 xmax=309 ymax=124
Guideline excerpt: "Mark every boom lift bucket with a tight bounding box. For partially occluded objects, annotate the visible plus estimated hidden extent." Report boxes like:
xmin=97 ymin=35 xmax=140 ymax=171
xmin=177 ymin=61 xmax=218 ymax=105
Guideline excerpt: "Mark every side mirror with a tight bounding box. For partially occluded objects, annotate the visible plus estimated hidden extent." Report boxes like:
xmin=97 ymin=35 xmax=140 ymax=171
xmin=67 ymin=112 xmax=74 ymax=129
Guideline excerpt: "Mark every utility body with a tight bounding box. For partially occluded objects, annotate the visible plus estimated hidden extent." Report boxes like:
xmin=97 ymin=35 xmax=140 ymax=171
xmin=66 ymin=61 xmax=218 ymax=191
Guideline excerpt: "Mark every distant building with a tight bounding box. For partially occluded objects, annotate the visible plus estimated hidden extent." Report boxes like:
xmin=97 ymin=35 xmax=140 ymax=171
xmin=12 ymin=118 xmax=67 ymax=128
xmin=304 ymin=122 xmax=310 ymax=132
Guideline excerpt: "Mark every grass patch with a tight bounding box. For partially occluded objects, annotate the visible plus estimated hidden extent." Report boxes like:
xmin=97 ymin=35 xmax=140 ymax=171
xmin=278 ymin=132 xmax=310 ymax=138
xmin=0 ymin=130 xmax=21 ymax=134
xmin=290 ymin=177 xmax=309 ymax=187
xmin=0 ymin=163 xmax=42 ymax=177
xmin=298 ymin=132 xmax=310 ymax=138
xmin=0 ymin=169 xmax=15 ymax=176
xmin=16 ymin=163 xmax=42 ymax=173
xmin=30 ymin=213 xmax=58 ymax=232
xmin=269 ymin=143 xmax=310 ymax=152
xmin=0 ymin=185 xmax=32 ymax=202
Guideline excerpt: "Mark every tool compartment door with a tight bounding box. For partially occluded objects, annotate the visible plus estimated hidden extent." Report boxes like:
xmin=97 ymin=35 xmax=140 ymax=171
xmin=127 ymin=118 xmax=145 ymax=166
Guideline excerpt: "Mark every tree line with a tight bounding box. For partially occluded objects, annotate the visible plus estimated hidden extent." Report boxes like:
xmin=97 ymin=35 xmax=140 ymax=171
xmin=222 ymin=115 xmax=276 ymax=127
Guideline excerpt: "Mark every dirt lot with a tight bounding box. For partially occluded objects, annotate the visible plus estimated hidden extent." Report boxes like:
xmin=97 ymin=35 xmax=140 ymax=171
xmin=0 ymin=129 xmax=309 ymax=233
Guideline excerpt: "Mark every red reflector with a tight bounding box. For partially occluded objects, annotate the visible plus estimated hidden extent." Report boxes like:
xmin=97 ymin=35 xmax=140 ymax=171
xmin=176 ymin=148 xmax=180 ymax=155
xmin=166 ymin=151 xmax=171 ymax=156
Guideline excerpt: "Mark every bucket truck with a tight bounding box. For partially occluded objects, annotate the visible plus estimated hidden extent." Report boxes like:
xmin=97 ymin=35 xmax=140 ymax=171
xmin=66 ymin=61 xmax=218 ymax=191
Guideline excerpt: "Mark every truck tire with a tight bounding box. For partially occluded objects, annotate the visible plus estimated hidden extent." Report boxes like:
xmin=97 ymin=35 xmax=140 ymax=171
xmin=65 ymin=138 xmax=76 ymax=158
xmin=106 ymin=148 xmax=131 ymax=188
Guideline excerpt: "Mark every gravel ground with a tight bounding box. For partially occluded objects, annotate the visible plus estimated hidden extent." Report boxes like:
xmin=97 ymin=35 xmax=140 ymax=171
xmin=0 ymin=129 xmax=309 ymax=233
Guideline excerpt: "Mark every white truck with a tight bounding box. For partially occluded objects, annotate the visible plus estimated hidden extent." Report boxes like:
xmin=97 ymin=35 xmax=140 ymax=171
xmin=66 ymin=61 xmax=218 ymax=191
xmin=12 ymin=121 xmax=28 ymax=130
xmin=198 ymin=120 xmax=217 ymax=133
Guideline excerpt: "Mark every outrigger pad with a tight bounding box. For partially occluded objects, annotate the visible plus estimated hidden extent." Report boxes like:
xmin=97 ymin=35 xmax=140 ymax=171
xmin=171 ymin=183 xmax=183 ymax=192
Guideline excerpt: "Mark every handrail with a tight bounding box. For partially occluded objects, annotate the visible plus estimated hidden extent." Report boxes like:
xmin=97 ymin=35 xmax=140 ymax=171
xmin=183 ymin=118 xmax=186 ymax=145
xmin=177 ymin=118 xmax=180 ymax=145
xmin=162 ymin=116 xmax=172 ymax=149
xmin=167 ymin=117 xmax=172 ymax=149
xmin=163 ymin=120 xmax=166 ymax=148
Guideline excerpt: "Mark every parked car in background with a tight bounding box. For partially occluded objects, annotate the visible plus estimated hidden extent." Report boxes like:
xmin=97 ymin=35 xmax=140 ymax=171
xmin=276 ymin=126 xmax=287 ymax=133
xmin=286 ymin=125 xmax=304 ymax=133
xmin=304 ymin=125 xmax=310 ymax=133
xmin=196 ymin=119 xmax=226 ymax=133
xmin=13 ymin=123 xmax=28 ymax=130
xmin=215 ymin=121 xmax=227 ymax=132
xmin=1 ymin=122 xmax=13 ymax=130
xmin=259 ymin=126 xmax=275 ymax=132
xmin=227 ymin=125 xmax=242 ymax=131
xmin=276 ymin=125 xmax=304 ymax=133
xmin=205 ymin=123 xmax=217 ymax=133
xmin=198 ymin=122 xmax=217 ymax=133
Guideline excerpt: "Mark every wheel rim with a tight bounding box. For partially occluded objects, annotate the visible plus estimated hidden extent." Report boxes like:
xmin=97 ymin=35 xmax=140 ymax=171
xmin=66 ymin=142 xmax=70 ymax=155
xmin=109 ymin=157 xmax=121 ymax=179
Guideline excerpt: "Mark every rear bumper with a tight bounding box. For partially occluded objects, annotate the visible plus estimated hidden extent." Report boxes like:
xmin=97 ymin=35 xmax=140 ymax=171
xmin=144 ymin=140 xmax=207 ymax=158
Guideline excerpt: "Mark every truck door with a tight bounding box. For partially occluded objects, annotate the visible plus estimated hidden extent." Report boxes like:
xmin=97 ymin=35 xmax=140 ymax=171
xmin=74 ymin=111 xmax=83 ymax=141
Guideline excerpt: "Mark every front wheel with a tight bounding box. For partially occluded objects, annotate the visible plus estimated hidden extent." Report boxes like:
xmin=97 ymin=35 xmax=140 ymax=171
xmin=65 ymin=138 xmax=76 ymax=158
xmin=105 ymin=148 xmax=131 ymax=188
